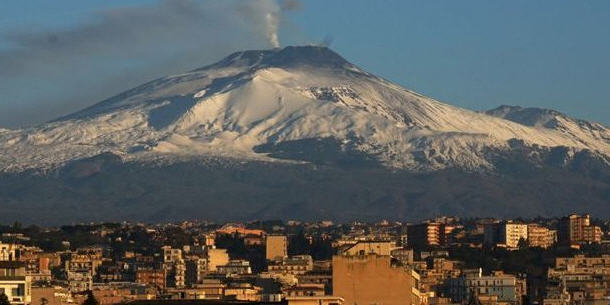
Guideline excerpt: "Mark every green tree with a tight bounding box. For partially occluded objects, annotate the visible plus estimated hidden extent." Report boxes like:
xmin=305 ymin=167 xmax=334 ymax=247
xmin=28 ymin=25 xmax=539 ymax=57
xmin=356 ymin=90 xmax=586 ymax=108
xmin=0 ymin=293 xmax=11 ymax=305
xmin=82 ymin=291 xmax=99 ymax=305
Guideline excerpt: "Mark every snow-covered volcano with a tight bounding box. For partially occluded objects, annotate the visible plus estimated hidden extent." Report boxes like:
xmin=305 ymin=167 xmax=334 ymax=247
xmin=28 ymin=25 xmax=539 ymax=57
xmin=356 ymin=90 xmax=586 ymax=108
xmin=1 ymin=46 xmax=609 ymax=172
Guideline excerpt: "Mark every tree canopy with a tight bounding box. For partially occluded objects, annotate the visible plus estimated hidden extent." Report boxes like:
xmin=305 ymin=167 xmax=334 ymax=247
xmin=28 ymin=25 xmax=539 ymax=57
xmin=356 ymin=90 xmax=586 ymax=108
xmin=0 ymin=293 xmax=11 ymax=305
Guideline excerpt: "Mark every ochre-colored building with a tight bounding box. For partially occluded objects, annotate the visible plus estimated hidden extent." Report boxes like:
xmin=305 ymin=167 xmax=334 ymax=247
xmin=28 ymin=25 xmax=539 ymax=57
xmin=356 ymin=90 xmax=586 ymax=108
xmin=332 ymin=255 xmax=421 ymax=305
xmin=266 ymin=235 xmax=288 ymax=261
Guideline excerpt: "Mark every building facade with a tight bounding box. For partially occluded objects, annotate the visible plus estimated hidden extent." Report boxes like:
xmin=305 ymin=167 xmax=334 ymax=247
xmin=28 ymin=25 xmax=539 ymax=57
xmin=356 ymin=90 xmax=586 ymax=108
xmin=527 ymin=224 xmax=557 ymax=249
xmin=448 ymin=269 xmax=524 ymax=305
xmin=332 ymin=255 xmax=421 ymax=305
xmin=484 ymin=222 xmax=528 ymax=249
xmin=407 ymin=222 xmax=446 ymax=249
xmin=0 ymin=261 xmax=32 ymax=305
xmin=558 ymin=214 xmax=603 ymax=245
xmin=266 ymin=235 xmax=288 ymax=261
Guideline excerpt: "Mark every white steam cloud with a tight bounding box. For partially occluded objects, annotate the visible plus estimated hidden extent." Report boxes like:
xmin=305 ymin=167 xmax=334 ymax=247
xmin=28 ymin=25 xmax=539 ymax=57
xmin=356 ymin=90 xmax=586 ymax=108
xmin=262 ymin=0 xmax=303 ymax=49
xmin=266 ymin=12 xmax=281 ymax=48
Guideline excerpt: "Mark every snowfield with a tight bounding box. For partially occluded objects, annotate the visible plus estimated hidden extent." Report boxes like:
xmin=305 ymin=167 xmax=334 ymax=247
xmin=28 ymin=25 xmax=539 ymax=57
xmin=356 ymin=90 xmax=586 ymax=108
xmin=1 ymin=46 xmax=609 ymax=172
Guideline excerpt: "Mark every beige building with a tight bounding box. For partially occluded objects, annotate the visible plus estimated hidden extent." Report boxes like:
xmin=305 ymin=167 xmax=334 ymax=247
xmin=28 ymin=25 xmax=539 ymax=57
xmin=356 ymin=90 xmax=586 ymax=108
xmin=333 ymin=255 xmax=421 ymax=305
xmin=268 ymin=255 xmax=313 ymax=275
xmin=223 ymin=283 xmax=262 ymax=301
xmin=545 ymin=255 xmax=610 ymax=305
xmin=558 ymin=214 xmax=603 ymax=245
xmin=0 ymin=261 xmax=32 ymax=305
xmin=266 ymin=235 xmax=288 ymax=261
xmin=206 ymin=248 xmax=229 ymax=272
xmin=414 ymin=257 xmax=463 ymax=294
xmin=0 ymin=244 xmax=17 ymax=261
xmin=527 ymin=224 xmax=556 ymax=249
xmin=553 ymin=254 xmax=610 ymax=272
xmin=162 ymin=247 xmax=183 ymax=263
xmin=136 ymin=268 xmax=166 ymax=289
xmin=582 ymin=226 xmax=603 ymax=244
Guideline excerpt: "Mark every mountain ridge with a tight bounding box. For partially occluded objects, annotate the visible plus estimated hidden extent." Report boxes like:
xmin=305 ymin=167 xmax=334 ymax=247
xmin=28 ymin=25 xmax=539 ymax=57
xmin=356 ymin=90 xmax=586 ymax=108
xmin=0 ymin=46 xmax=609 ymax=223
xmin=1 ymin=46 xmax=609 ymax=173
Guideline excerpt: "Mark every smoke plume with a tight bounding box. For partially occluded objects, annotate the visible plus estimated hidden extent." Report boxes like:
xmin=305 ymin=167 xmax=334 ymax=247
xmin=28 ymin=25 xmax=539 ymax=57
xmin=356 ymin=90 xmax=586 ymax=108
xmin=0 ymin=0 xmax=295 ymax=128
xmin=266 ymin=12 xmax=281 ymax=48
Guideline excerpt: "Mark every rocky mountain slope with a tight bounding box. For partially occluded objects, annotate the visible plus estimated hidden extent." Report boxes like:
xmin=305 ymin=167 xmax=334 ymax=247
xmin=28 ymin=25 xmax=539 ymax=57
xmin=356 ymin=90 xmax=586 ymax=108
xmin=0 ymin=46 xmax=608 ymax=173
xmin=0 ymin=46 xmax=608 ymax=224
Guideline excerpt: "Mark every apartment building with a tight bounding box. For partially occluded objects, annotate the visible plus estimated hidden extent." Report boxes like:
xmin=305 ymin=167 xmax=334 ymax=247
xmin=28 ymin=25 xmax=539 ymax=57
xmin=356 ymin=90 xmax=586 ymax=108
xmin=0 ymin=261 xmax=31 ymax=305
xmin=266 ymin=235 xmax=288 ymax=261
xmin=407 ymin=222 xmax=446 ymax=248
xmin=558 ymin=214 xmax=603 ymax=246
xmin=484 ymin=222 xmax=528 ymax=249
xmin=545 ymin=255 xmax=610 ymax=305
xmin=136 ymin=268 xmax=166 ymax=289
xmin=448 ymin=269 xmax=525 ymax=305
xmin=206 ymin=248 xmax=229 ymax=272
xmin=268 ymin=255 xmax=313 ymax=275
xmin=527 ymin=224 xmax=557 ymax=249
xmin=185 ymin=258 xmax=206 ymax=286
xmin=332 ymin=255 xmax=422 ymax=305
xmin=216 ymin=260 xmax=252 ymax=275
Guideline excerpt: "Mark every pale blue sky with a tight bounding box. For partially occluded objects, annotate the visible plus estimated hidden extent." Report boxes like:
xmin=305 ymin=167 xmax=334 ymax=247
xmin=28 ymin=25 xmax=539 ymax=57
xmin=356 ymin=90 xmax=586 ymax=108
xmin=0 ymin=0 xmax=609 ymax=127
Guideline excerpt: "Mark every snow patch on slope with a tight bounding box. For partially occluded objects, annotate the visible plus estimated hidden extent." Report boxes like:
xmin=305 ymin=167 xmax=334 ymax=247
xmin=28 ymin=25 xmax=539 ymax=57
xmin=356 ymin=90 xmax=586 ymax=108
xmin=1 ymin=46 xmax=609 ymax=172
